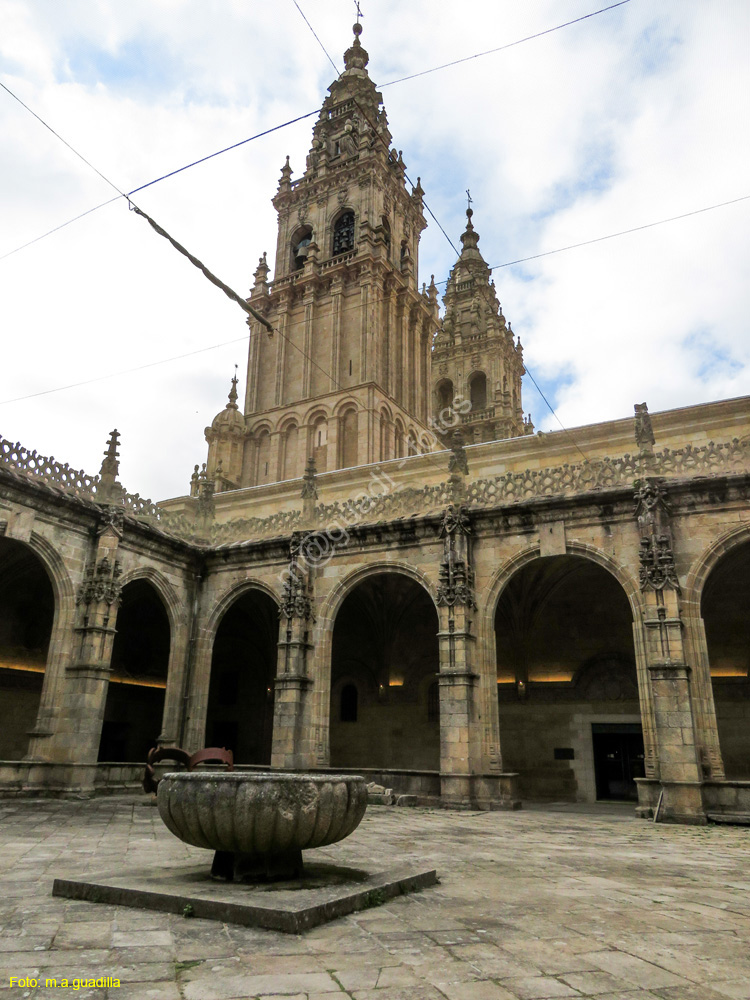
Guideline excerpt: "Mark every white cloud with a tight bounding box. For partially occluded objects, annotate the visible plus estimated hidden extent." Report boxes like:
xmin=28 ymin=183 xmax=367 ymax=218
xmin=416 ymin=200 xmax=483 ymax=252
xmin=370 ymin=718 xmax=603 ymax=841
xmin=1 ymin=0 xmax=748 ymax=499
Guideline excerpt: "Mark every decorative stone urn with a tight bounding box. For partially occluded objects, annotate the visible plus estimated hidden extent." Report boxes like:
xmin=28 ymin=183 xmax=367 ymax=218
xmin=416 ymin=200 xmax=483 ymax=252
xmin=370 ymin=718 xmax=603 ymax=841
xmin=157 ymin=772 xmax=368 ymax=881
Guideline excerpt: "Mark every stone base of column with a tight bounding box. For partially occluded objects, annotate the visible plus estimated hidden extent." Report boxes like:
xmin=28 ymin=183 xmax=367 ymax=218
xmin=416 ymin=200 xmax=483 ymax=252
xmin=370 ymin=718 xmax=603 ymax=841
xmin=440 ymin=772 xmax=521 ymax=811
xmin=635 ymin=777 xmax=707 ymax=824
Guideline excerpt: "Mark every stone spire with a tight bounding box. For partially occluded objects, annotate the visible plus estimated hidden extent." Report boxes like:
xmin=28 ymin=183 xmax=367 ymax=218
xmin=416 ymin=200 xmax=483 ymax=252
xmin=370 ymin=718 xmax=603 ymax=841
xmin=343 ymin=21 xmax=369 ymax=73
xmin=97 ymin=429 xmax=123 ymax=503
xmin=227 ymin=370 xmax=239 ymax=409
xmin=431 ymin=207 xmax=530 ymax=442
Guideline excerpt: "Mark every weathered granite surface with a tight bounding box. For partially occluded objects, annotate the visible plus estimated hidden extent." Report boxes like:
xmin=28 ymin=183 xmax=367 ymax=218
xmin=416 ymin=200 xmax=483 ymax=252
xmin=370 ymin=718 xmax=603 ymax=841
xmin=1 ymin=796 xmax=749 ymax=999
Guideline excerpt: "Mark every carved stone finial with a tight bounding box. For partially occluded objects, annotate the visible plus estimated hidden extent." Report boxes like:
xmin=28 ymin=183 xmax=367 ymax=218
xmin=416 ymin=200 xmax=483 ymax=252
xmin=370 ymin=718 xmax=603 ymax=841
xmin=100 ymin=429 xmax=120 ymax=479
xmin=189 ymin=464 xmax=200 ymax=497
xmin=634 ymin=402 xmax=655 ymax=453
xmin=301 ymin=456 xmax=319 ymax=501
xmin=227 ymin=369 xmax=239 ymax=409
xmin=98 ymin=429 xmax=124 ymax=503
xmin=343 ymin=21 xmax=369 ymax=71
xmin=253 ymin=252 xmax=270 ymax=289
xmin=448 ymin=429 xmax=469 ymax=477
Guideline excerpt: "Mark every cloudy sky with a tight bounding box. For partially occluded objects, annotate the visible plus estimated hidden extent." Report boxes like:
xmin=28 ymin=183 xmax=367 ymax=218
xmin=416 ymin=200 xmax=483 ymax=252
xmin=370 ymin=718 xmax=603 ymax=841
xmin=1 ymin=0 xmax=748 ymax=502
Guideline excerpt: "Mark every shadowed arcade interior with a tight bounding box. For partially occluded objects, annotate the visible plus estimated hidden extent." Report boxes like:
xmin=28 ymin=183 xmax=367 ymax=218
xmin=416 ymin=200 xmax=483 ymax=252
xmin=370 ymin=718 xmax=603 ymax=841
xmin=330 ymin=573 xmax=440 ymax=771
xmin=206 ymin=588 xmax=279 ymax=765
xmin=0 ymin=537 xmax=54 ymax=760
xmin=702 ymin=539 xmax=750 ymax=779
xmin=98 ymin=579 xmax=170 ymax=762
xmin=495 ymin=555 xmax=642 ymax=802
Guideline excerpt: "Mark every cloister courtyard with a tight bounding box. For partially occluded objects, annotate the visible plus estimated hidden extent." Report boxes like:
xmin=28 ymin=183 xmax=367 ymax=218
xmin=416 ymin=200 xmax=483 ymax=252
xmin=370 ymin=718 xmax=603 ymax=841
xmin=0 ymin=797 xmax=748 ymax=1000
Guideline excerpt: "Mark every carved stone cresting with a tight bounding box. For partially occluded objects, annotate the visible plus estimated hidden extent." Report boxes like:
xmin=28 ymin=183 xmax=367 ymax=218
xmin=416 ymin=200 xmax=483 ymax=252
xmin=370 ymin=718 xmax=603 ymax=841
xmin=634 ymin=479 xmax=680 ymax=592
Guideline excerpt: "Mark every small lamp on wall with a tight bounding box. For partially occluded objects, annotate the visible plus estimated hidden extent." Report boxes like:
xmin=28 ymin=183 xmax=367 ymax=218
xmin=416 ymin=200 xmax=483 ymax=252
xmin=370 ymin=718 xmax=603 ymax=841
xmin=517 ymin=679 xmax=527 ymax=701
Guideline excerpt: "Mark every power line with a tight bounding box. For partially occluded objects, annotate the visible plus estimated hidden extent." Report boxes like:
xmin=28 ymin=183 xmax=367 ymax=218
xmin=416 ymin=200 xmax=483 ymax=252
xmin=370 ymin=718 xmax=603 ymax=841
xmin=1 ymin=0 xmax=632 ymax=262
xmin=0 ymin=80 xmax=126 ymax=198
xmin=291 ymin=0 xmax=340 ymax=76
xmin=380 ymin=1 xmax=632 ymax=88
xmin=0 ymin=106 xmax=320 ymax=262
xmin=490 ymin=194 xmax=750 ymax=271
xmin=0 ymin=336 xmax=249 ymax=405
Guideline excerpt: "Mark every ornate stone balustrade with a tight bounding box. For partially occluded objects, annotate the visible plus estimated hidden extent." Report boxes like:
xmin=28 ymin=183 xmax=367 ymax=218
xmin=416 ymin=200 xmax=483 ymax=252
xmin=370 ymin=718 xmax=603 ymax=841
xmin=0 ymin=433 xmax=164 ymax=521
xmin=0 ymin=435 xmax=99 ymax=500
xmin=3 ymin=431 xmax=748 ymax=548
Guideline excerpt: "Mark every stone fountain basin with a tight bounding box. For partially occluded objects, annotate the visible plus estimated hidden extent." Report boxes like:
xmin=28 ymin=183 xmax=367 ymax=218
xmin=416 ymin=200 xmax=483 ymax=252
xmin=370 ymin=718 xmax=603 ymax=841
xmin=157 ymin=772 xmax=367 ymax=878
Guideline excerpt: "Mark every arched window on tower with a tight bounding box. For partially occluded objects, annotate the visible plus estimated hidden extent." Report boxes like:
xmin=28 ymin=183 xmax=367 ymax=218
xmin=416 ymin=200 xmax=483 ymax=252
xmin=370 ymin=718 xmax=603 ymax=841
xmin=332 ymin=211 xmax=355 ymax=256
xmin=340 ymin=408 xmax=358 ymax=469
xmin=291 ymin=226 xmax=313 ymax=271
xmin=436 ymin=379 xmax=454 ymax=415
xmin=381 ymin=216 xmax=391 ymax=258
xmin=469 ymin=371 xmax=487 ymax=411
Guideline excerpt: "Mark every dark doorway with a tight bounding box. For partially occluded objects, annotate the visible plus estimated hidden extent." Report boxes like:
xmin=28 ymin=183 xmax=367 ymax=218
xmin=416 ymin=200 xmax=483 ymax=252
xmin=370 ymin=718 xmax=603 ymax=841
xmin=701 ymin=539 xmax=750 ymax=778
xmin=99 ymin=579 xmax=170 ymax=762
xmin=206 ymin=589 xmax=278 ymax=765
xmin=0 ymin=538 xmax=54 ymax=759
xmin=592 ymin=723 xmax=645 ymax=800
xmin=330 ymin=573 xmax=439 ymax=770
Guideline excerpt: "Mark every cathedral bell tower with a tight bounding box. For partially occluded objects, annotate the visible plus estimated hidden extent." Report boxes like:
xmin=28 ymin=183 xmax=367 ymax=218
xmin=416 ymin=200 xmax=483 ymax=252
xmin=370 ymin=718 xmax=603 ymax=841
xmin=432 ymin=208 xmax=533 ymax=443
xmin=227 ymin=23 xmax=439 ymax=489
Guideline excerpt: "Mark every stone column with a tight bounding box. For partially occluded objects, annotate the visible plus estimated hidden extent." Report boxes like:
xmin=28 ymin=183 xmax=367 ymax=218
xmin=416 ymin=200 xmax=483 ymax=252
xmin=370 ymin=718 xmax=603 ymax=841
xmin=330 ymin=276 xmax=343 ymax=388
xmin=634 ymin=478 xmax=705 ymax=823
xmin=436 ymin=505 xmax=519 ymax=809
xmin=271 ymin=533 xmax=316 ymax=769
xmin=156 ymin=572 xmax=199 ymax=750
xmin=55 ymin=513 xmax=124 ymax=793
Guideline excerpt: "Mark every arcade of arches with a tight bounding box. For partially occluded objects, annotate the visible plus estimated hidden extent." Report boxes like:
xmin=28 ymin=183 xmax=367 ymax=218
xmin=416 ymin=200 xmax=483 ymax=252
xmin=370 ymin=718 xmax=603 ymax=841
xmin=1 ymin=475 xmax=750 ymax=822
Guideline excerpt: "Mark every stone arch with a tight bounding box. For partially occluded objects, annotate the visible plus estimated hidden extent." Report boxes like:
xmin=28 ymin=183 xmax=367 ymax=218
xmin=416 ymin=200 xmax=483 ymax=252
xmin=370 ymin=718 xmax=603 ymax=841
xmin=435 ymin=378 xmax=454 ymax=416
xmin=99 ymin=575 xmax=172 ymax=762
xmin=319 ymin=561 xmax=438 ymax=632
xmin=683 ymin=523 xmax=750 ymax=616
xmin=253 ymin=426 xmax=272 ymax=485
xmin=117 ymin=565 xmax=181 ymax=634
xmin=479 ymin=542 xmax=640 ymax=636
xmin=278 ymin=418 xmax=300 ymax=482
xmin=338 ymin=405 xmax=358 ymax=470
xmin=686 ymin=525 xmax=750 ymax=779
xmin=205 ymin=578 xmax=281 ymax=648
xmin=324 ymin=564 xmax=440 ymax=771
xmin=0 ymin=532 xmax=66 ymax=760
xmin=484 ymin=542 xmax=644 ymax=803
xmin=290 ymin=223 xmax=313 ymax=272
xmin=204 ymin=580 xmax=280 ymax=765
xmin=394 ymin=419 xmax=405 ymax=459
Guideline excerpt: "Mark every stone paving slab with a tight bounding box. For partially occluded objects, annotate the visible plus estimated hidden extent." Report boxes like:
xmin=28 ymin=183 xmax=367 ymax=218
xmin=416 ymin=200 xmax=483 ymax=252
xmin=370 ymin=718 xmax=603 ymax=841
xmin=0 ymin=798 xmax=748 ymax=1000
xmin=51 ymin=862 xmax=437 ymax=933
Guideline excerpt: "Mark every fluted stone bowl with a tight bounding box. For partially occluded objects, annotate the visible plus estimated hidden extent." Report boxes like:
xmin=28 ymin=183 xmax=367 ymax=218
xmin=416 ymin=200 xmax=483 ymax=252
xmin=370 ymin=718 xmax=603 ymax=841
xmin=157 ymin=772 xmax=367 ymax=880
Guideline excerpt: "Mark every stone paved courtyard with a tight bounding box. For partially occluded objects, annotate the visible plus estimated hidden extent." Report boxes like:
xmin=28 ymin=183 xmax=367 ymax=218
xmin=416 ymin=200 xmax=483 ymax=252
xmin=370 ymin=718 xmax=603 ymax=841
xmin=0 ymin=797 xmax=749 ymax=1000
